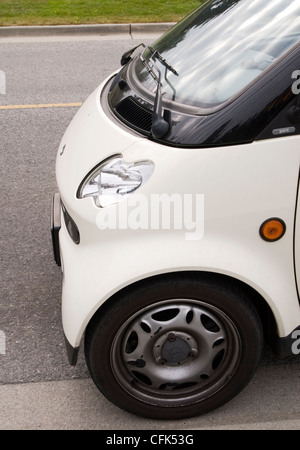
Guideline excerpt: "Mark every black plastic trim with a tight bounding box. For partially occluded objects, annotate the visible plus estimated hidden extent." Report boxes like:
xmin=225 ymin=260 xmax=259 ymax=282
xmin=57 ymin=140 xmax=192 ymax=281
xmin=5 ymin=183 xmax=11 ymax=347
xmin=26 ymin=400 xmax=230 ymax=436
xmin=51 ymin=193 xmax=61 ymax=267
xmin=61 ymin=202 xmax=80 ymax=245
xmin=65 ymin=335 xmax=80 ymax=366
xmin=269 ymin=326 xmax=300 ymax=358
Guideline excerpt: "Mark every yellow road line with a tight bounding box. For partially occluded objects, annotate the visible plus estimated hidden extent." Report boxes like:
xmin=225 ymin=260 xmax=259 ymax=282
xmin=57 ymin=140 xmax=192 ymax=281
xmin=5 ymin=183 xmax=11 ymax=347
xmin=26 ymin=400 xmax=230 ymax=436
xmin=0 ymin=102 xmax=82 ymax=110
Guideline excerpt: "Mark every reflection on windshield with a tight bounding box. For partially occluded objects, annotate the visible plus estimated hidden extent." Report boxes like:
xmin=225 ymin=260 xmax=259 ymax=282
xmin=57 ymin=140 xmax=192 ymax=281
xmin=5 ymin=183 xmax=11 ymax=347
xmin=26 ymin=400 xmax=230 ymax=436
xmin=135 ymin=0 xmax=300 ymax=108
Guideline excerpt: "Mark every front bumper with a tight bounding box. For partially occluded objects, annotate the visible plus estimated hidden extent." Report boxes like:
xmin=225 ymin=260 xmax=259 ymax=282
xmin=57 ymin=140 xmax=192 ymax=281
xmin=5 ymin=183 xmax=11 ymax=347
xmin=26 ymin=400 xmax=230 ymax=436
xmin=51 ymin=192 xmax=61 ymax=267
xmin=51 ymin=193 xmax=80 ymax=364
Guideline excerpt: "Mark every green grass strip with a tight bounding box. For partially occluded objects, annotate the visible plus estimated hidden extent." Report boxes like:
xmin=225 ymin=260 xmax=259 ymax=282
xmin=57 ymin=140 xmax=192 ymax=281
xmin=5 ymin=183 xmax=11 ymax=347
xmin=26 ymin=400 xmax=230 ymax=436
xmin=0 ymin=0 xmax=205 ymax=26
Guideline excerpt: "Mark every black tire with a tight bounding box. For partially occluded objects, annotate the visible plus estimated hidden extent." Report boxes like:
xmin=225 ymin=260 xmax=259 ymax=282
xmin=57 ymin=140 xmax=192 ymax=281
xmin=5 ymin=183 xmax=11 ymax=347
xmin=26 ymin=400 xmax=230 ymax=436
xmin=85 ymin=274 xmax=263 ymax=419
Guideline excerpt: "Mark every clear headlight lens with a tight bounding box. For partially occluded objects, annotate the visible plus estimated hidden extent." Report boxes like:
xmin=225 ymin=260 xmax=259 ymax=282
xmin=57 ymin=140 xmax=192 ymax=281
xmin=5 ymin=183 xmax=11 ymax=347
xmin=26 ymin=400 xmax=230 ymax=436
xmin=77 ymin=155 xmax=154 ymax=207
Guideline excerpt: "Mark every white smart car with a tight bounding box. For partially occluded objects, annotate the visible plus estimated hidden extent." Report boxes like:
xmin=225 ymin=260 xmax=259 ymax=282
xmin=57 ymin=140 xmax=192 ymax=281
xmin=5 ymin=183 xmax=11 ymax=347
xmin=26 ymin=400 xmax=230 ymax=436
xmin=51 ymin=0 xmax=300 ymax=419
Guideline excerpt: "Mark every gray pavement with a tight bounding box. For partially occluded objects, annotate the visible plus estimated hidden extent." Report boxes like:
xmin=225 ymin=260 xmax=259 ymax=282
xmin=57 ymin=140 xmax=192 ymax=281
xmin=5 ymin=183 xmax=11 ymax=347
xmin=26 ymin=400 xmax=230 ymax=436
xmin=1 ymin=363 xmax=300 ymax=430
xmin=1 ymin=23 xmax=300 ymax=431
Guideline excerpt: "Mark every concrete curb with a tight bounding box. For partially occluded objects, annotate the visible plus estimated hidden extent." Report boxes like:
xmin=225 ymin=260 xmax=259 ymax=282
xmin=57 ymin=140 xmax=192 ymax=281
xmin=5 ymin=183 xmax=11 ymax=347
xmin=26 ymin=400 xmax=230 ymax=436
xmin=0 ymin=23 xmax=175 ymax=38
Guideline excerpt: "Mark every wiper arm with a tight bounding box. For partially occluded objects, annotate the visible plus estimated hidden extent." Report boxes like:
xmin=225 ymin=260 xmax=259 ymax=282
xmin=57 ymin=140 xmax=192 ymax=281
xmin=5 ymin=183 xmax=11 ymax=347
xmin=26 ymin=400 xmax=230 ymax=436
xmin=121 ymin=44 xmax=178 ymax=139
xmin=150 ymin=62 xmax=170 ymax=140
xmin=141 ymin=48 xmax=178 ymax=139
xmin=121 ymin=43 xmax=178 ymax=76
xmin=139 ymin=53 xmax=160 ymax=84
xmin=147 ymin=46 xmax=179 ymax=76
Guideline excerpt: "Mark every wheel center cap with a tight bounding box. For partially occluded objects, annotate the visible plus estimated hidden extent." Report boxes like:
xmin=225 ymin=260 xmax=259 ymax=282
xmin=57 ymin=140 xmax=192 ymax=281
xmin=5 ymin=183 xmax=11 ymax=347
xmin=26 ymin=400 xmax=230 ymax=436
xmin=154 ymin=331 xmax=198 ymax=365
xmin=162 ymin=337 xmax=191 ymax=363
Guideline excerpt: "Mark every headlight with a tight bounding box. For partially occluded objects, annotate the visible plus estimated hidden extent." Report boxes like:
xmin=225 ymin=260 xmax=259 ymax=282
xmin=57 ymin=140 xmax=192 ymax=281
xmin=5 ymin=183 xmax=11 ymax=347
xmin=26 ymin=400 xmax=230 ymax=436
xmin=77 ymin=155 xmax=155 ymax=207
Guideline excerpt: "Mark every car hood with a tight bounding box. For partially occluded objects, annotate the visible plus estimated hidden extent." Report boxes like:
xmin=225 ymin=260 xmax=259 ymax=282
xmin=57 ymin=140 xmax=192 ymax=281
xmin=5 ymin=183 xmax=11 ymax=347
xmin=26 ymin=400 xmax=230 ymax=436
xmin=56 ymin=77 xmax=143 ymax=206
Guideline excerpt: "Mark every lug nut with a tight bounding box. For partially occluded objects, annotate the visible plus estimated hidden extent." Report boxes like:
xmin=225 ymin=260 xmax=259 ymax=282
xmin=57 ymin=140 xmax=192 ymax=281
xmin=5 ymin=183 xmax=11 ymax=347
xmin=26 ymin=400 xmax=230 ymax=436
xmin=157 ymin=357 xmax=167 ymax=365
xmin=168 ymin=332 xmax=176 ymax=342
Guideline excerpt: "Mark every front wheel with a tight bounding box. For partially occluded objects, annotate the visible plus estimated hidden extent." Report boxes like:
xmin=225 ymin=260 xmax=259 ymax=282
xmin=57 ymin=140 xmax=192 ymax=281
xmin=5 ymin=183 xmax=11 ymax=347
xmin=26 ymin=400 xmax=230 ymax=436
xmin=85 ymin=274 xmax=263 ymax=419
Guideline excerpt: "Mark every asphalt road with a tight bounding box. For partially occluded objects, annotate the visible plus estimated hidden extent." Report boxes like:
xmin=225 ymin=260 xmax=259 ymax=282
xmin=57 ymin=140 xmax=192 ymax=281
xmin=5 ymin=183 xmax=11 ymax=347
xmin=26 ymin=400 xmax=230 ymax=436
xmin=1 ymin=29 xmax=300 ymax=430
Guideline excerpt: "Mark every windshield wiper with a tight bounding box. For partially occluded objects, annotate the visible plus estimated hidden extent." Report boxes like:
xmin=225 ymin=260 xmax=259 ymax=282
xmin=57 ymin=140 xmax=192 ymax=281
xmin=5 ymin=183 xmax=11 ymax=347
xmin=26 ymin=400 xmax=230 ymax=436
xmin=121 ymin=44 xmax=178 ymax=139
xmin=140 ymin=52 xmax=170 ymax=139
xmin=121 ymin=43 xmax=178 ymax=76
xmin=147 ymin=46 xmax=178 ymax=76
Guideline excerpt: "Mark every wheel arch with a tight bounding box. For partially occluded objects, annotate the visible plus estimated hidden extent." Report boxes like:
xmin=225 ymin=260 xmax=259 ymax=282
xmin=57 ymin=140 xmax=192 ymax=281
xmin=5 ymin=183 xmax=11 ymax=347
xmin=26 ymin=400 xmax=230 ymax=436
xmin=86 ymin=270 xmax=278 ymax=355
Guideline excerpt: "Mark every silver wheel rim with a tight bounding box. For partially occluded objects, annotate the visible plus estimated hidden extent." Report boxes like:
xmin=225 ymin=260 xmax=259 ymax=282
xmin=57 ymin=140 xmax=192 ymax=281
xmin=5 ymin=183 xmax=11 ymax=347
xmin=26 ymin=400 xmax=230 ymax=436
xmin=110 ymin=299 xmax=241 ymax=407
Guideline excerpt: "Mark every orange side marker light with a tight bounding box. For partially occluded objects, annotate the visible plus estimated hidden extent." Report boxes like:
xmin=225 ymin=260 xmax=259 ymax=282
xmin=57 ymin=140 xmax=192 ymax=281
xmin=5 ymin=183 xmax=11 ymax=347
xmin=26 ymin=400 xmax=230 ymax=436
xmin=259 ymin=218 xmax=286 ymax=242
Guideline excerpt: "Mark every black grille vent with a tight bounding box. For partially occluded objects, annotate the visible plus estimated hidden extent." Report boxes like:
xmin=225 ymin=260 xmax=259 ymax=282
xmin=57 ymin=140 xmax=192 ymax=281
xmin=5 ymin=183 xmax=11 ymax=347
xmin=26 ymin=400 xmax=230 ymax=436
xmin=115 ymin=96 xmax=153 ymax=134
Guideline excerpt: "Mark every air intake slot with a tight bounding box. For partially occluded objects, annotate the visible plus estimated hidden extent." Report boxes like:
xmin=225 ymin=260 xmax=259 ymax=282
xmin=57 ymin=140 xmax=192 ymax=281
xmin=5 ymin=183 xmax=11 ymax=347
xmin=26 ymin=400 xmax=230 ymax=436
xmin=115 ymin=96 xmax=153 ymax=134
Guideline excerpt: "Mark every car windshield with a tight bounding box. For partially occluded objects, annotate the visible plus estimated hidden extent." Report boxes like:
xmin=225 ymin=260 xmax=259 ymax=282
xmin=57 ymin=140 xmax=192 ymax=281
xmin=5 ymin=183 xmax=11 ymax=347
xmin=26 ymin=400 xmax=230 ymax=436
xmin=134 ymin=0 xmax=300 ymax=109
